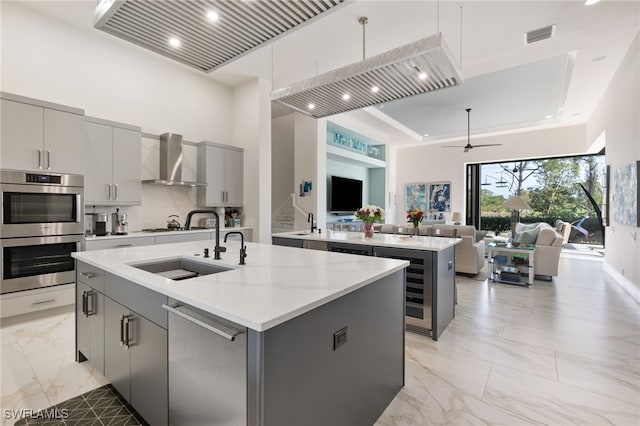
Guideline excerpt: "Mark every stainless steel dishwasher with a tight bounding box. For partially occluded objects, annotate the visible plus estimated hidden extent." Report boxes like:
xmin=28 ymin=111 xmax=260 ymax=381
xmin=162 ymin=299 xmax=247 ymax=426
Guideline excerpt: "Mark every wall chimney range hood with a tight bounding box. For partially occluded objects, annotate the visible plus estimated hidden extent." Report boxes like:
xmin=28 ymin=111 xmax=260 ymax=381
xmin=142 ymin=133 xmax=206 ymax=187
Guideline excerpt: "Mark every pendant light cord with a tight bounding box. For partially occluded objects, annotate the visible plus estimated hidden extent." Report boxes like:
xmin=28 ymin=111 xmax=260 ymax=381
xmin=359 ymin=16 xmax=368 ymax=60
xmin=459 ymin=5 xmax=463 ymax=70
xmin=467 ymin=108 xmax=471 ymax=144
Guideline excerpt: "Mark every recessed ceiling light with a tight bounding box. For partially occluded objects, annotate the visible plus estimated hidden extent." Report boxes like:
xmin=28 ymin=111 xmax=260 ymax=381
xmin=585 ymin=0 xmax=601 ymax=5
xmin=418 ymin=72 xmax=428 ymax=81
xmin=207 ymin=10 xmax=219 ymax=22
xmin=342 ymin=93 xmax=350 ymax=101
xmin=169 ymin=37 xmax=180 ymax=48
xmin=423 ymin=133 xmax=429 ymax=137
xmin=544 ymin=115 xmax=553 ymax=119
xmin=307 ymin=103 xmax=315 ymax=110
xmin=371 ymin=86 xmax=379 ymax=93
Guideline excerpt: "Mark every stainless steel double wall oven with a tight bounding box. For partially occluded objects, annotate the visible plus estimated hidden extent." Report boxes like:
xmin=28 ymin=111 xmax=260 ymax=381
xmin=1 ymin=170 xmax=84 ymax=294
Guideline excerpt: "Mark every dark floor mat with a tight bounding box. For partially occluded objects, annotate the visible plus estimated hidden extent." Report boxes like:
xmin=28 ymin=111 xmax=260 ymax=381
xmin=14 ymin=385 xmax=148 ymax=426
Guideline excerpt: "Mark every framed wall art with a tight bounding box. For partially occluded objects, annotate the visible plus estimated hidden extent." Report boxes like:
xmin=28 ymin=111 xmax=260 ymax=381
xmin=428 ymin=182 xmax=452 ymax=213
xmin=612 ymin=161 xmax=639 ymax=227
xmin=405 ymin=183 xmax=427 ymax=213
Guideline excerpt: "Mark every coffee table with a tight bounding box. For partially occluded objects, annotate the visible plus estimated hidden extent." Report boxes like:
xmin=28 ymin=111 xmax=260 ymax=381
xmin=487 ymin=242 xmax=535 ymax=287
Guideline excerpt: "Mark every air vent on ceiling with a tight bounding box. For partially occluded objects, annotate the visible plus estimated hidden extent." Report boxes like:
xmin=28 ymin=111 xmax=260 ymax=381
xmin=524 ymin=25 xmax=556 ymax=45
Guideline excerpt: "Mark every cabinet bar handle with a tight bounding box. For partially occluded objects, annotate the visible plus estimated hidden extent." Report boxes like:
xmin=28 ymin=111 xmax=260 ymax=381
xmin=46 ymin=150 xmax=51 ymax=170
xmin=32 ymin=298 xmax=56 ymax=306
xmin=82 ymin=291 xmax=88 ymax=316
xmin=123 ymin=315 xmax=131 ymax=350
xmin=114 ymin=244 xmax=133 ymax=248
xmin=114 ymin=184 xmax=118 ymax=200
xmin=120 ymin=314 xmax=125 ymax=346
xmin=86 ymin=290 xmax=96 ymax=316
xmin=81 ymin=272 xmax=97 ymax=279
xmin=108 ymin=183 xmax=112 ymax=200
xmin=37 ymin=149 xmax=42 ymax=169
xmin=162 ymin=303 xmax=242 ymax=342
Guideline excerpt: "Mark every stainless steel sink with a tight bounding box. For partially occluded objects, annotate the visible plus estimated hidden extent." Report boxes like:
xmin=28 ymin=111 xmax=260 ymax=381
xmin=131 ymin=257 xmax=233 ymax=281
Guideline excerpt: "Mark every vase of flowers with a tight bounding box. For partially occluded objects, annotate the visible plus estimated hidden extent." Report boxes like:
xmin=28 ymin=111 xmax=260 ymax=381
xmin=407 ymin=209 xmax=424 ymax=235
xmin=355 ymin=205 xmax=385 ymax=238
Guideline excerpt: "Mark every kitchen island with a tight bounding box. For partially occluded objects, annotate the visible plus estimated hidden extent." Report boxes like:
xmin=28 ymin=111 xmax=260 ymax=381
xmin=273 ymin=230 xmax=460 ymax=340
xmin=73 ymin=240 xmax=408 ymax=426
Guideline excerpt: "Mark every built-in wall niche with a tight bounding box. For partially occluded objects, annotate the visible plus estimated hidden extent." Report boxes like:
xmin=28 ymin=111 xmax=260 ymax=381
xmin=325 ymin=121 xmax=386 ymax=223
xmin=327 ymin=122 xmax=386 ymax=162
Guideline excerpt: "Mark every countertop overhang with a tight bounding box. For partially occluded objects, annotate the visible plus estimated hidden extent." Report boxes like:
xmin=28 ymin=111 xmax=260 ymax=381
xmin=72 ymin=240 xmax=408 ymax=332
xmin=272 ymin=230 xmax=461 ymax=251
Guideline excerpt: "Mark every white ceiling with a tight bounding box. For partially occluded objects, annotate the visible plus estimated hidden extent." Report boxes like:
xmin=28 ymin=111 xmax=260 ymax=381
xmin=20 ymin=0 xmax=640 ymax=146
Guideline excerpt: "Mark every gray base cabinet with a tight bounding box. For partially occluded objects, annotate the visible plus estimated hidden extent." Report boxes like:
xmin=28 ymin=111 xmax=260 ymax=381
xmin=166 ymin=302 xmax=247 ymax=426
xmin=104 ymin=294 xmax=168 ymax=426
xmin=76 ymin=282 xmax=104 ymax=374
xmin=76 ymin=262 xmax=168 ymax=426
xmin=77 ymin=261 xmax=403 ymax=426
xmin=272 ymin=237 xmax=456 ymax=340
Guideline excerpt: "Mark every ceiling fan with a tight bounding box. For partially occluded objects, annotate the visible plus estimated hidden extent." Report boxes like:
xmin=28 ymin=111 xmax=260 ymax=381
xmin=442 ymin=108 xmax=502 ymax=152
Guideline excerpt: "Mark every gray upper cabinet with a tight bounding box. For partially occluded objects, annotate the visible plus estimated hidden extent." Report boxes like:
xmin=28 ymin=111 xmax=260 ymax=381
xmin=1 ymin=93 xmax=85 ymax=175
xmin=197 ymin=142 xmax=243 ymax=207
xmin=85 ymin=117 xmax=141 ymax=206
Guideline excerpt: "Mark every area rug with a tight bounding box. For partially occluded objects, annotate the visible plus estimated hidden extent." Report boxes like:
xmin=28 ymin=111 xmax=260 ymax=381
xmin=14 ymin=384 xmax=147 ymax=425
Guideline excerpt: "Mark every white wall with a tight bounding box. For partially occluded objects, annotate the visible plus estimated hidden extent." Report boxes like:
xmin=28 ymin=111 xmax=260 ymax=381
xmin=232 ymin=78 xmax=272 ymax=243
xmin=293 ymin=112 xmax=319 ymax=230
xmin=0 ymin=2 xmax=233 ymax=142
xmin=395 ymin=125 xmax=587 ymax=224
xmin=587 ymin=32 xmax=640 ymax=295
xmin=1 ymin=1 xmax=240 ymax=232
xmin=271 ymin=114 xmax=295 ymax=214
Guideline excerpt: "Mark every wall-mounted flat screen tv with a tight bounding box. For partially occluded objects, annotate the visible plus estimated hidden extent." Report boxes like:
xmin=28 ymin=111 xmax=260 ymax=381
xmin=330 ymin=176 xmax=363 ymax=214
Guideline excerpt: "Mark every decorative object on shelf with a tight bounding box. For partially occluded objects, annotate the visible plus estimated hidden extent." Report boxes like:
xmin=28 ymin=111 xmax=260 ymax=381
xmin=428 ymin=182 xmax=451 ymax=212
xmin=501 ymin=195 xmax=531 ymax=240
xmin=407 ymin=209 xmax=425 ymax=235
xmin=299 ymin=180 xmax=312 ymax=197
xmin=451 ymin=212 xmax=463 ymax=225
xmin=355 ymin=205 xmax=385 ymax=238
xmin=612 ymin=160 xmax=639 ymax=227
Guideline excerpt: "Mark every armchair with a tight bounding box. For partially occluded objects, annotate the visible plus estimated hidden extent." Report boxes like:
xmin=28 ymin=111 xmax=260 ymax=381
xmin=430 ymin=225 xmax=485 ymax=275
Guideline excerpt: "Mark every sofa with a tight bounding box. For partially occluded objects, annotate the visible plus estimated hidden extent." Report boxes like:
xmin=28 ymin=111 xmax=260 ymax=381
xmin=513 ymin=221 xmax=570 ymax=278
xmin=379 ymin=223 xmax=485 ymax=275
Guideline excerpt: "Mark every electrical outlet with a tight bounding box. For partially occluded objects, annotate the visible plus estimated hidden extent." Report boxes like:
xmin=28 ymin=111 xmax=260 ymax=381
xmin=333 ymin=327 xmax=347 ymax=350
xmin=620 ymin=266 xmax=624 ymax=276
xmin=632 ymin=231 xmax=637 ymax=241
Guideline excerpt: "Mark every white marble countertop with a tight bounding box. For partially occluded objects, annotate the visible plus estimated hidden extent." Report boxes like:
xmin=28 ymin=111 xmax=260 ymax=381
xmin=272 ymin=230 xmax=461 ymax=252
xmin=84 ymin=226 xmax=252 ymax=240
xmin=72 ymin=240 xmax=408 ymax=332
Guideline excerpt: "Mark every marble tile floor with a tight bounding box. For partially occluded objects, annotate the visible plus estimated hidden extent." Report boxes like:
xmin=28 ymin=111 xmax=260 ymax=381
xmin=1 ymin=252 xmax=638 ymax=425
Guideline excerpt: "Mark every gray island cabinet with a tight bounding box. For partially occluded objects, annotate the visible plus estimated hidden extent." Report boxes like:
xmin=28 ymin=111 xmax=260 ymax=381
xmin=272 ymin=230 xmax=460 ymax=340
xmin=73 ymin=240 xmax=408 ymax=426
